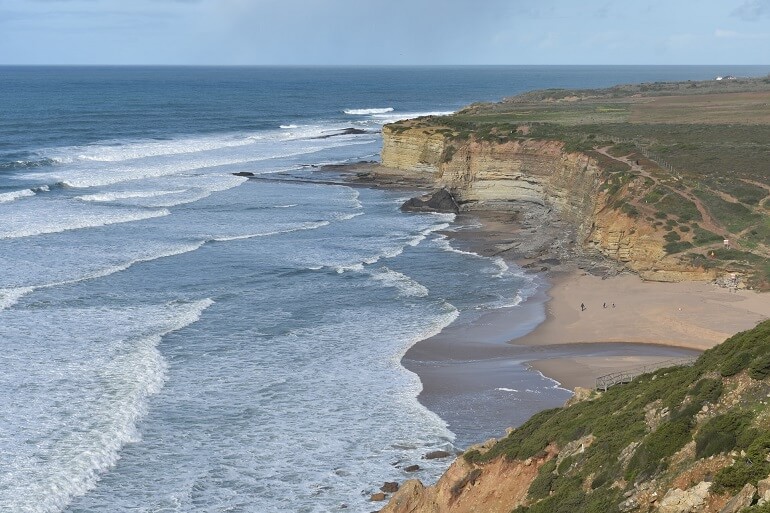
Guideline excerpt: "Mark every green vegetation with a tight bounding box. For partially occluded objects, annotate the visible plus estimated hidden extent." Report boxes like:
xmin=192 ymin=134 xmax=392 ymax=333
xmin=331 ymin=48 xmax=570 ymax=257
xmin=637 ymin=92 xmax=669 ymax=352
xmin=693 ymin=189 xmax=761 ymax=232
xmin=625 ymin=414 xmax=692 ymax=480
xmin=463 ymin=320 xmax=770 ymax=512
xmin=389 ymin=78 xmax=770 ymax=287
xmin=665 ymin=241 xmax=693 ymax=255
xmin=692 ymin=226 xmax=723 ymax=246
xmin=712 ymin=433 xmax=770 ymax=493
xmin=720 ymin=351 xmax=753 ymax=377
xmin=440 ymin=144 xmax=456 ymax=163
xmin=749 ymin=354 xmax=770 ymax=380
xmin=695 ymin=412 xmax=753 ymax=459
xmin=527 ymin=460 xmax=557 ymax=500
xmin=656 ymin=192 xmax=701 ymax=222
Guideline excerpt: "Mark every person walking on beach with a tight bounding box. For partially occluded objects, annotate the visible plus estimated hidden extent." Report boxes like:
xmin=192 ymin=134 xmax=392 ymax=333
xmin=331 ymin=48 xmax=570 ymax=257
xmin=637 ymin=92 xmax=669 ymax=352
xmin=603 ymin=302 xmax=606 ymax=309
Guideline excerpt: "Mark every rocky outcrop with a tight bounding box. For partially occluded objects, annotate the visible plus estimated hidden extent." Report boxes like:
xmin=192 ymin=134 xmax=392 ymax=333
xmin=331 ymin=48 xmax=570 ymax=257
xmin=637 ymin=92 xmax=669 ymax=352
xmin=383 ymin=129 xmax=599 ymax=221
xmin=657 ymin=482 xmax=712 ymax=513
xmin=380 ymin=448 xmax=556 ymax=513
xmin=758 ymin=476 xmax=770 ymax=504
xmin=381 ymin=124 xmax=716 ymax=281
xmin=718 ymin=483 xmax=756 ymax=513
xmin=376 ymin=321 xmax=770 ymax=513
xmin=401 ymin=189 xmax=459 ymax=214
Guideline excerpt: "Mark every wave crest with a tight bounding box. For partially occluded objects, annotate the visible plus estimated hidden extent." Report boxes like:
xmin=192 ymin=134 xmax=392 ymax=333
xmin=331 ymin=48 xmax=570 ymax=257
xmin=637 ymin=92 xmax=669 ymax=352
xmin=0 ymin=189 xmax=35 ymax=203
xmin=344 ymin=108 xmax=394 ymax=115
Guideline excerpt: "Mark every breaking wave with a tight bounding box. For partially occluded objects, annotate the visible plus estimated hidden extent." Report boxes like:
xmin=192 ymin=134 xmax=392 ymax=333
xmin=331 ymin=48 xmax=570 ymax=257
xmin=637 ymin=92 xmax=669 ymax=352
xmin=344 ymin=108 xmax=394 ymax=115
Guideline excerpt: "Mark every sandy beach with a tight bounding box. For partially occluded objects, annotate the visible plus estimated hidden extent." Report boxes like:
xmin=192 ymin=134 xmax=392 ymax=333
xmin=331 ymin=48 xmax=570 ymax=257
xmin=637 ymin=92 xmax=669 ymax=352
xmin=331 ymin=165 xmax=770 ymax=445
xmin=525 ymin=271 xmax=770 ymax=389
xmin=407 ymin=211 xmax=770 ymax=439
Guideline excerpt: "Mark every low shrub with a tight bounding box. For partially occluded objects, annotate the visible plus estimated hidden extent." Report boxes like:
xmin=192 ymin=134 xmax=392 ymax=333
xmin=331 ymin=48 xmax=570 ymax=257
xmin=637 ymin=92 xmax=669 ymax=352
xmin=693 ymin=226 xmax=723 ymax=246
xmin=695 ymin=412 xmax=752 ymax=458
xmin=689 ymin=377 xmax=723 ymax=405
xmin=720 ymin=351 xmax=753 ymax=377
xmin=713 ymin=434 xmax=770 ymax=493
xmin=749 ymin=354 xmax=770 ymax=380
xmin=557 ymin=455 xmax=575 ymax=475
xmin=529 ymin=460 xmax=558 ymax=500
xmin=626 ymin=416 xmax=692 ymax=481
xmin=665 ymin=241 xmax=693 ymax=254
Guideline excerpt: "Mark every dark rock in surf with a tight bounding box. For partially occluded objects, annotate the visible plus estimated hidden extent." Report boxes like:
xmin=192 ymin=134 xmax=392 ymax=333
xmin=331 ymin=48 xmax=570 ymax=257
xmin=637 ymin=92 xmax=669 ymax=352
xmin=381 ymin=482 xmax=399 ymax=493
xmin=314 ymin=127 xmax=368 ymax=139
xmin=423 ymin=450 xmax=451 ymax=460
xmin=232 ymin=171 xmax=255 ymax=177
xmin=400 ymin=189 xmax=459 ymax=214
xmin=404 ymin=464 xmax=420 ymax=472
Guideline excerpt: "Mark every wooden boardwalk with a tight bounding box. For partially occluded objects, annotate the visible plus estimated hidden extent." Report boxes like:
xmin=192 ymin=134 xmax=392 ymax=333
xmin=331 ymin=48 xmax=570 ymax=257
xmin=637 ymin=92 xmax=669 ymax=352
xmin=595 ymin=357 xmax=698 ymax=392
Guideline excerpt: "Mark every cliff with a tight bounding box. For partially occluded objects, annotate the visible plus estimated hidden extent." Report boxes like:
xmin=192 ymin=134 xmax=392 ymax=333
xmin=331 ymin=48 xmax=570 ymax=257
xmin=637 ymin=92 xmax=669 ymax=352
xmin=379 ymin=123 xmax=716 ymax=282
xmin=378 ymin=320 xmax=770 ymax=513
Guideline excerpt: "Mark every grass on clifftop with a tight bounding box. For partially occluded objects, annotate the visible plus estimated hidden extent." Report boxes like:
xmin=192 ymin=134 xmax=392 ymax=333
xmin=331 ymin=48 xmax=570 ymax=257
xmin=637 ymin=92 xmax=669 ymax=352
xmin=462 ymin=320 xmax=770 ymax=513
xmin=389 ymin=78 xmax=770 ymax=288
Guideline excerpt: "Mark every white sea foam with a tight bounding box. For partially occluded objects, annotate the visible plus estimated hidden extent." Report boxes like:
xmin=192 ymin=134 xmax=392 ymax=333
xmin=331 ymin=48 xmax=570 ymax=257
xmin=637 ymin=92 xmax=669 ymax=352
xmin=0 ymin=287 xmax=35 ymax=310
xmin=0 ymin=299 xmax=214 ymax=513
xmin=530 ymin=369 xmax=572 ymax=393
xmin=0 ymin=242 xmax=206 ymax=311
xmin=495 ymin=387 xmax=520 ymax=393
xmin=28 ymin=131 xmax=373 ymax=189
xmin=335 ymin=262 xmax=365 ymax=274
xmin=50 ymin=158 xmax=253 ymax=189
xmin=492 ymin=256 xmax=510 ymax=275
xmin=0 ymin=206 xmax=170 ymax=240
xmin=334 ymin=212 xmax=364 ymax=221
xmin=491 ymin=294 xmax=523 ymax=309
xmin=434 ymin=234 xmax=485 ymax=258
xmin=343 ymin=107 xmax=394 ymax=115
xmin=211 ymin=221 xmax=330 ymax=242
xmin=76 ymin=190 xmax=188 ymax=202
xmin=40 ymin=132 xmax=269 ymax=163
xmin=279 ymin=124 xmax=299 ymax=129
xmin=0 ymin=189 xmax=35 ymax=203
xmin=370 ymin=267 xmax=429 ymax=298
xmin=373 ymin=110 xmax=455 ymax=124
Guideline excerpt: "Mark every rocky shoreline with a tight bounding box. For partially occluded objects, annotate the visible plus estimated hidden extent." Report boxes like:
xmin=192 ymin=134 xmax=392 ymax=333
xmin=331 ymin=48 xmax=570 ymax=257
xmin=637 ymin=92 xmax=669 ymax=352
xmin=325 ymin=161 xmax=624 ymax=279
xmin=309 ymin=161 xmax=770 ymax=511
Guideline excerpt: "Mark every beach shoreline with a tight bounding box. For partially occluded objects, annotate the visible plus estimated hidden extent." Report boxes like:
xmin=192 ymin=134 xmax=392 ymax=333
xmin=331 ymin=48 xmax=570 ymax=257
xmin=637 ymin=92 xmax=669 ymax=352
xmin=316 ymin=162 xmax=770 ymax=445
xmin=520 ymin=270 xmax=770 ymax=389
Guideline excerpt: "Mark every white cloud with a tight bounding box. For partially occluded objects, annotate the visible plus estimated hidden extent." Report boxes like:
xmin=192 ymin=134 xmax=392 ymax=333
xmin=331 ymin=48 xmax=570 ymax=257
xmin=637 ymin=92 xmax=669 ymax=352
xmin=731 ymin=0 xmax=770 ymax=21
xmin=715 ymin=28 xmax=770 ymax=39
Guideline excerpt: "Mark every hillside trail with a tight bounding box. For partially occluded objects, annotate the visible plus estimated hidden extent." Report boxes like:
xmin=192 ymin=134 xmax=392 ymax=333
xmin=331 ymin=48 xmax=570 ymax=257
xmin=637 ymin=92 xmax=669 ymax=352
xmin=741 ymin=178 xmax=770 ymax=209
xmin=594 ymin=146 xmax=728 ymax=242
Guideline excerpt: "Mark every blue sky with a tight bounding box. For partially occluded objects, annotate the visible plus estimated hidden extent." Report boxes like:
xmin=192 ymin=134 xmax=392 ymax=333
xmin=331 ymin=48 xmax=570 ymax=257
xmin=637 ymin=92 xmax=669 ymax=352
xmin=1 ymin=0 xmax=769 ymax=65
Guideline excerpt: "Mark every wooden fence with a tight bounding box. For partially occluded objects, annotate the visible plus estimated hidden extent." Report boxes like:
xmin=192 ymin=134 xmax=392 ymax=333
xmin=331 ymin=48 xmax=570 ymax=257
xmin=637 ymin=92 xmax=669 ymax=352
xmin=595 ymin=356 xmax=698 ymax=391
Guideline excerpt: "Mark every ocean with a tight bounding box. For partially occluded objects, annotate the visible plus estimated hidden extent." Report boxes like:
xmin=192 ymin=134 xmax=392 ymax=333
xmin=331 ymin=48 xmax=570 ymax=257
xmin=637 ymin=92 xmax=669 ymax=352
xmin=1 ymin=65 xmax=768 ymax=513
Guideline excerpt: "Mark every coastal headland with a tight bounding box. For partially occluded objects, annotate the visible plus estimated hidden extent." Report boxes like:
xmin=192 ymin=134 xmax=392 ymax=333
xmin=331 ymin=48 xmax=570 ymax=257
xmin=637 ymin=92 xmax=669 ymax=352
xmin=338 ymin=75 xmax=770 ymax=393
xmin=327 ymin=76 xmax=770 ymax=512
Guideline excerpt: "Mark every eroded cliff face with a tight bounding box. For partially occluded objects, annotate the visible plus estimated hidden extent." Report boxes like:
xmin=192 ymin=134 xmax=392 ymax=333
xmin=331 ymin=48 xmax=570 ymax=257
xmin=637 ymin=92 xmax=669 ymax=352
xmin=381 ymin=446 xmax=556 ymax=513
xmin=380 ymin=124 xmax=715 ymax=281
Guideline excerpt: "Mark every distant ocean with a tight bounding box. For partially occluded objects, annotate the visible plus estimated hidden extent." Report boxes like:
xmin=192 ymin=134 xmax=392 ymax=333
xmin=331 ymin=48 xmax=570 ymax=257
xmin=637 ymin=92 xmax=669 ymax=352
xmin=1 ymin=66 xmax=768 ymax=513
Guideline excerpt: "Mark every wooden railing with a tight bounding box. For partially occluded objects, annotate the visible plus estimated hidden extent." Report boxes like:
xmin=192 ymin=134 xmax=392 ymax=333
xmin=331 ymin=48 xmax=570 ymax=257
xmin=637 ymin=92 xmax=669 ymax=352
xmin=595 ymin=357 xmax=698 ymax=391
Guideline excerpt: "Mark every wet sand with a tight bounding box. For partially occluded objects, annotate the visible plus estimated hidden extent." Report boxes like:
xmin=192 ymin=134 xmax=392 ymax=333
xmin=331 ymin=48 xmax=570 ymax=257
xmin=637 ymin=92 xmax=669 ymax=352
xmin=401 ymin=215 xmax=705 ymax=447
xmin=322 ymin=164 xmax=770 ymax=448
xmin=520 ymin=271 xmax=770 ymax=390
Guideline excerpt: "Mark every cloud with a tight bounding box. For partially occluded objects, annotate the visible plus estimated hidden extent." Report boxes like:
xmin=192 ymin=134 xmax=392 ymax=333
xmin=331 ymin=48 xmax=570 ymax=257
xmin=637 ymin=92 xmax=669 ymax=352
xmin=715 ymin=28 xmax=770 ymax=39
xmin=731 ymin=0 xmax=770 ymax=21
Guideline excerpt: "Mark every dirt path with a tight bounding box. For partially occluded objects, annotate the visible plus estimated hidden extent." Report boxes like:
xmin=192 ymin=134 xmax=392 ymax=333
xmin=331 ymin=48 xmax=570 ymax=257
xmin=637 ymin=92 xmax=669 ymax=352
xmin=594 ymin=146 xmax=727 ymax=238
